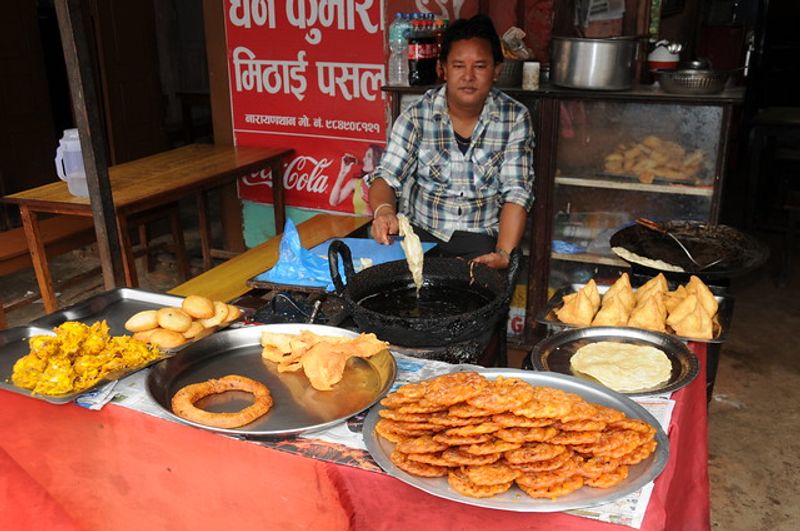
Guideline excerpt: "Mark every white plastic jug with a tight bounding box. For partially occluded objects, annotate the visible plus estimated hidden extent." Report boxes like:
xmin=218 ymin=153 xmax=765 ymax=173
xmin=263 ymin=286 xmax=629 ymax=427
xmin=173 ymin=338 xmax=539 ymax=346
xmin=54 ymin=128 xmax=88 ymax=197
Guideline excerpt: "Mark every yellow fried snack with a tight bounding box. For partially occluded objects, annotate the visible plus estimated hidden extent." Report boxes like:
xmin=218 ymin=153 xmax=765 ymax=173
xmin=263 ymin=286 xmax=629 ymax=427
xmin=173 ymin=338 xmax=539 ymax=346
xmin=591 ymin=293 xmax=630 ymax=327
xmin=635 ymin=273 xmax=668 ymax=303
xmin=603 ymin=273 xmax=635 ymax=311
xmin=664 ymin=285 xmax=689 ymax=314
xmin=12 ymin=321 xmax=161 ymax=395
xmin=667 ymin=294 xmax=714 ymax=339
xmin=582 ymin=279 xmax=602 ymax=312
xmin=391 ymin=450 xmax=448 ymax=477
xmin=374 ymin=373 xmax=659 ymax=501
xmin=666 ymin=293 xmax=698 ymax=325
xmin=627 ymin=295 xmax=667 ymax=332
xmin=448 ymin=468 xmax=514 ymax=498
xmin=686 ymin=275 xmax=719 ymax=316
xmin=260 ymin=330 xmax=388 ymax=391
xmin=555 ymin=290 xmax=596 ymax=326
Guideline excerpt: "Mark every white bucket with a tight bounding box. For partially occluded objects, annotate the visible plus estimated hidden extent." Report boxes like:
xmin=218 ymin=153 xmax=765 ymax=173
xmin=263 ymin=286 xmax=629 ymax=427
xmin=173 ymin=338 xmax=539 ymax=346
xmin=54 ymin=128 xmax=88 ymax=197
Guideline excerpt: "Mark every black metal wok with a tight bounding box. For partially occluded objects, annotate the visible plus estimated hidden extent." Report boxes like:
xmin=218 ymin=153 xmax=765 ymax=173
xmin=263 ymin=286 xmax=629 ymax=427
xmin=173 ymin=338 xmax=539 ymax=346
xmin=328 ymin=240 xmax=520 ymax=347
xmin=610 ymin=221 xmax=769 ymax=282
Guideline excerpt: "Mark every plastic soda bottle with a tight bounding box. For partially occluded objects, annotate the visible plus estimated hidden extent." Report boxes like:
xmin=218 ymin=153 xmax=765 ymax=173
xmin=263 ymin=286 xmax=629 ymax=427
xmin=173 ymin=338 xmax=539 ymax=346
xmin=408 ymin=18 xmax=438 ymax=86
xmin=388 ymin=13 xmax=409 ymax=86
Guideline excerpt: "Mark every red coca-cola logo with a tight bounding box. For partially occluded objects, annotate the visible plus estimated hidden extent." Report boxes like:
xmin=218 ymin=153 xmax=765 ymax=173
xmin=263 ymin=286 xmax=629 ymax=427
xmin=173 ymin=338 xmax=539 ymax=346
xmin=408 ymin=43 xmax=438 ymax=60
xmin=283 ymin=155 xmax=331 ymax=194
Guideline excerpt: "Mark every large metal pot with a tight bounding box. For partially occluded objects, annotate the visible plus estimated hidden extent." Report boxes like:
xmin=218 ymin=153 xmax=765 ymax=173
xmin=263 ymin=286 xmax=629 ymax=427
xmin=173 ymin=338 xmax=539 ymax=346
xmin=328 ymin=240 xmax=520 ymax=347
xmin=551 ymin=36 xmax=638 ymax=90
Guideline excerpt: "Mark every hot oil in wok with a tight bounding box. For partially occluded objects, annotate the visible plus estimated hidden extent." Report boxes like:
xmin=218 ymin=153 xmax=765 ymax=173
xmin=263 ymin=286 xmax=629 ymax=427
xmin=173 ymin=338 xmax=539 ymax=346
xmin=358 ymin=285 xmax=492 ymax=319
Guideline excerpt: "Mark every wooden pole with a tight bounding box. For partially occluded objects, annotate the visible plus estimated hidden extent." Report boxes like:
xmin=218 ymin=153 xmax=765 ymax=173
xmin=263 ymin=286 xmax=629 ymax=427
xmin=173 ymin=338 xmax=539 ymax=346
xmin=203 ymin=0 xmax=246 ymax=253
xmin=54 ymin=0 xmax=125 ymax=288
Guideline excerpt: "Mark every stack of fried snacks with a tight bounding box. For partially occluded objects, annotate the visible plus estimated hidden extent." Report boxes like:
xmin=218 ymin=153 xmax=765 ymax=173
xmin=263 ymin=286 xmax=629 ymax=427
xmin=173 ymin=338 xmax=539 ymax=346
xmin=12 ymin=321 xmax=161 ymax=395
xmin=554 ymin=273 xmax=718 ymax=339
xmin=261 ymin=330 xmax=388 ymax=391
xmin=124 ymin=295 xmax=242 ymax=350
xmin=375 ymin=372 xmax=657 ymax=500
xmin=603 ymin=135 xmax=705 ymax=185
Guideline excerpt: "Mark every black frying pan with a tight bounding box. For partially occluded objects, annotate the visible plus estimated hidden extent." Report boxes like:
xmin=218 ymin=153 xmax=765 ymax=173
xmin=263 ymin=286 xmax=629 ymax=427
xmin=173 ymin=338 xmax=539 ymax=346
xmin=609 ymin=221 xmax=769 ymax=281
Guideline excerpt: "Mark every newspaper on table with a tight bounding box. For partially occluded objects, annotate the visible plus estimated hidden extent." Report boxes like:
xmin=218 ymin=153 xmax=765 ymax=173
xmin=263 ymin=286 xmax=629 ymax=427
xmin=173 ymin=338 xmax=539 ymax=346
xmin=80 ymin=353 xmax=675 ymax=528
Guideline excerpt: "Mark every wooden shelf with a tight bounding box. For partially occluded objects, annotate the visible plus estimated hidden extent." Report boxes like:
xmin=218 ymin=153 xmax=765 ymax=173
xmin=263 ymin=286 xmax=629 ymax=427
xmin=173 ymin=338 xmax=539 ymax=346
xmin=555 ymin=176 xmax=714 ymax=197
xmin=551 ymin=251 xmax=630 ymax=267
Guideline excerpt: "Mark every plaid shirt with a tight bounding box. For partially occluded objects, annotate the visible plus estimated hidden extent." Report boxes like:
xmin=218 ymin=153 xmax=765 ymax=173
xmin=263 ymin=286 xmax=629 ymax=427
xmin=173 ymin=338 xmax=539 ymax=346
xmin=369 ymin=86 xmax=534 ymax=241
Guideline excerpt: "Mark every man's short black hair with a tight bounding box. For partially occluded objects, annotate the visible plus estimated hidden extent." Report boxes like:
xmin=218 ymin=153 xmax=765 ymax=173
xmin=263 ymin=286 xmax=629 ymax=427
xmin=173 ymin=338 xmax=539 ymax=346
xmin=439 ymin=14 xmax=504 ymax=64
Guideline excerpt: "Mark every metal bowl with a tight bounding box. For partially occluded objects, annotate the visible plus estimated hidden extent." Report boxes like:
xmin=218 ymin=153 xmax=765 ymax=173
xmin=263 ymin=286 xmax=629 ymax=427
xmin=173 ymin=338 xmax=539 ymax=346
xmin=655 ymin=68 xmax=728 ymax=95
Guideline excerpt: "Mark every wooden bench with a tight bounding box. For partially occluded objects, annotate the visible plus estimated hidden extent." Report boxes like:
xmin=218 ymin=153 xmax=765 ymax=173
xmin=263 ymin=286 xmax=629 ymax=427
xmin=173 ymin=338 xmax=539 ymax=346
xmin=0 ymin=215 xmax=96 ymax=328
xmin=169 ymin=214 xmax=370 ymax=302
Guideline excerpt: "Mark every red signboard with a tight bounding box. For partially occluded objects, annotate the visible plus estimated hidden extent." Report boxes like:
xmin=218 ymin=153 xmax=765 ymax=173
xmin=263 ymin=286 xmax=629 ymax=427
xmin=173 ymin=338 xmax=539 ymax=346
xmin=225 ymin=0 xmax=387 ymax=215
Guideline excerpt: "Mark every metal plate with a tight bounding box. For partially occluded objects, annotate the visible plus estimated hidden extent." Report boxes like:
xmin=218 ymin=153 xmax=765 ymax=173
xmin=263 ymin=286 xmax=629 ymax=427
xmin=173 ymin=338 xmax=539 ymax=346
xmin=31 ymin=288 xmax=248 ymax=353
xmin=146 ymin=323 xmax=397 ymax=437
xmin=0 ymin=325 xmax=168 ymax=404
xmin=363 ymin=368 xmax=669 ymax=513
xmin=538 ymin=284 xmax=734 ymax=344
xmin=530 ymin=327 xmax=699 ymax=396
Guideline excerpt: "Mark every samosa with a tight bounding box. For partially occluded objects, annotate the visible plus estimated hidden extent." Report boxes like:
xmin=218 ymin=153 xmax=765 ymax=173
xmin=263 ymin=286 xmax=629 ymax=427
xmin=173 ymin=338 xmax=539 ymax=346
xmin=603 ymin=273 xmax=635 ymax=311
xmin=667 ymin=294 xmax=714 ymax=339
xmin=582 ymin=279 xmax=602 ymax=312
xmin=591 ymin=293 xmax=631 ymax=327
xmin=627 ymin=295 xmax=667 ymax=332
xmin=636 ymin=273 xmax=668 ymax=303
xmin=685 ymin=276 xmax=718 ymax=317
xmin=664 ymin=285 xmax=689 ymax=314
xmin=556 ymin=290 xmax=596 ymax=326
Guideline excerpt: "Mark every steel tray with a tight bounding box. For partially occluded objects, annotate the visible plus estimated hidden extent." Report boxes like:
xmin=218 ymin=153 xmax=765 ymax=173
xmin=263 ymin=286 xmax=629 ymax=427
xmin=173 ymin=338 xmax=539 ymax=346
xmin=0 ymin=325 xmax=168 ymax=404
xmin=363 ymin=368 xmax=669 ymax=513
xmin=146 ymin=323 xmax=397 ymax=437
xmin=530 ymin=326 xmax=699 ymax=396
xmin=31 ymin=288 xmax=247 ymax=353
xmin=537 ymin=283 xmax=734 ymax=344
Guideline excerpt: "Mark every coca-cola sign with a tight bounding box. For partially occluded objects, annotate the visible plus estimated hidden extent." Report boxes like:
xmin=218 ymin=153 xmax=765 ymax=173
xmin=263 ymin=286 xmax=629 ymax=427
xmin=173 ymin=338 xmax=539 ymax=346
xmin=284 ymin=156 xmax=332 ymax=194
xmin=238 ymin=146 xmax=368 ymax=213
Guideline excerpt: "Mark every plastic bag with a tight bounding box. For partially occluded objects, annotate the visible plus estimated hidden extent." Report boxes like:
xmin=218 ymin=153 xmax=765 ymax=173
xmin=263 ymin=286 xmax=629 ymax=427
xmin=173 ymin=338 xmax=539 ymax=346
xmin=256 ymin=219 xmax=332 ymax=288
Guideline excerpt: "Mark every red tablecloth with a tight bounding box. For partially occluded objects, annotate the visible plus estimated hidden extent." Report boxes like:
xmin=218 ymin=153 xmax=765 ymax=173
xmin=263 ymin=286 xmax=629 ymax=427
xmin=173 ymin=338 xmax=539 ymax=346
xmin=0 ymin=348 xmax=709 ymax=531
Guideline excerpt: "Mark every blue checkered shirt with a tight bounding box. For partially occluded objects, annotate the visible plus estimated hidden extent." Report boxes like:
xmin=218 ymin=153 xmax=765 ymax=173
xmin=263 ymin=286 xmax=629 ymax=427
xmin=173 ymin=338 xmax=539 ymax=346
xmin=368 ymin=86 xmax=534 ymax=241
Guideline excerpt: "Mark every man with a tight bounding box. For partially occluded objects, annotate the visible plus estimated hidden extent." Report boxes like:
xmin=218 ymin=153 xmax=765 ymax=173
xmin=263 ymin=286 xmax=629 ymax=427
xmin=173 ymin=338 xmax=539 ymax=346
xmin=368 ymin=14 xmax=534 ymax=269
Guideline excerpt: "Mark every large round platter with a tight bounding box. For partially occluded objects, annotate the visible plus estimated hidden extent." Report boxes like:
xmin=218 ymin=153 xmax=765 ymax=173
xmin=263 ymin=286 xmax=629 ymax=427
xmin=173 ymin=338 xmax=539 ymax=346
xmin=362 ymin=368 xmax=669 ymax=513
xmin=147 ymin=323 xmax=396 ymax=437
xmin=531 ymin=327 xmax=698 ymax=397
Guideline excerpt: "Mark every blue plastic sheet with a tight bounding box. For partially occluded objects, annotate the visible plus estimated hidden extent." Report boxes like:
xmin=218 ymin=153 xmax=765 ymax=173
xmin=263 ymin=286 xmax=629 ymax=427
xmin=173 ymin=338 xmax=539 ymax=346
xmin=255 ymin=219 xmax=435 ymax=291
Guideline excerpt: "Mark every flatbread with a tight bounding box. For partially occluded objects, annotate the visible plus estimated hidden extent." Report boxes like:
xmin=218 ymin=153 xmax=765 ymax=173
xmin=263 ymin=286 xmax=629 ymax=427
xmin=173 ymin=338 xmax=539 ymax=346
xmin=570 ymin=341 xmax=672 ymax=393
xmin=397 ymin=214 xmax=424 ymax=294
xmin=611 ymin=246 xmax=684 ymax=273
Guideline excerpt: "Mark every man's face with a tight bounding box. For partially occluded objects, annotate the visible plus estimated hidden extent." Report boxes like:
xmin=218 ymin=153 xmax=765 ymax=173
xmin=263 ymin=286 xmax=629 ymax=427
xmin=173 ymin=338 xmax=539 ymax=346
xmin=442 ymin=38 xmax=502 ymax=110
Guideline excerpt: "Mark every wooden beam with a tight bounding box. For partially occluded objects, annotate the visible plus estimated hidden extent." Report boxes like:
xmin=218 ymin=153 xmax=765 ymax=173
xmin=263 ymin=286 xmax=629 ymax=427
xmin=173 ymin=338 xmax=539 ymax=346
xmin=54 ymin=0 xmax=125 ymax=289
xmin=203 ymin=0 xmax=246 ymax=253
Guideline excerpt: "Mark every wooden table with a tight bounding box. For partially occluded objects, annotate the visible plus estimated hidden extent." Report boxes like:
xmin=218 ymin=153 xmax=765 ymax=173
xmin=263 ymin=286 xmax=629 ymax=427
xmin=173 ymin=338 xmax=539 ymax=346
xmin=1 ymin=143 xmax=292 ymax=313
xmin=169 ymin=213 xmax=370 ymax=301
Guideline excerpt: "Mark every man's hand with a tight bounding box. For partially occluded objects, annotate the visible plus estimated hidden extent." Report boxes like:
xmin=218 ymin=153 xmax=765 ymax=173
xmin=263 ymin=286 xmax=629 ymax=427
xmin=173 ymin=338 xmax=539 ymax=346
xmin=371 ymin=212 xmax=399 ymax=245
xmin=471 ymin=251 xmax=510 ymax=270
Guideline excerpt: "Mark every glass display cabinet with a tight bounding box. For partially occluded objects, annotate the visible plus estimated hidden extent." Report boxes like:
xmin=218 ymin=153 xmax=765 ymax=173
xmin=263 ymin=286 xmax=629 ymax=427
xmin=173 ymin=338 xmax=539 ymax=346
xmin=548 ymin=99 xmax=723 ymax=290
xmin=383 ymin=85 xmax=744 ymax=348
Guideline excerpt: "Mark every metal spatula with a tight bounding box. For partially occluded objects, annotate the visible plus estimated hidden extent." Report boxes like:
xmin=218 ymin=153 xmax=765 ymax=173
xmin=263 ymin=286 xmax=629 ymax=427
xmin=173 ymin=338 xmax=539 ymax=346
xmin=635 ymin=218 xmax=723 ymax=271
